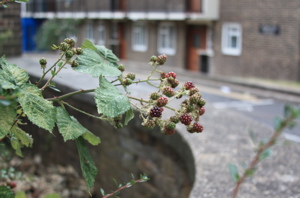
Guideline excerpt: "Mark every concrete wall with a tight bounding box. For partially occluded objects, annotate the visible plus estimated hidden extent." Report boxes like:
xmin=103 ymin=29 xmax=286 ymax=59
xmin=22 ymin=78 xmax=195 ymax=198
xmin=212 ymin=0 xmax=300 ymax=81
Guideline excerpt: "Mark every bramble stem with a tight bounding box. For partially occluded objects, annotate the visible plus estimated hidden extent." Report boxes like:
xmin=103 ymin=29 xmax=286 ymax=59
xmin=102 ymin=178 xmax=147 ymax=198
xmin=47 ymin=89 xmax=96 ymax=101
xmin=62 ymin=101 xmax=103 ymax=120
xmin=231 ymin=113 xmax=297 ymax=198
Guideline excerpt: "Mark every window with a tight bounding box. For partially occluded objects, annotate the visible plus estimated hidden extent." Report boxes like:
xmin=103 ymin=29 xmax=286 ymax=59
xmin=222 ymin=23 xmax=242 ymax=56
xmin=86 ymin=21 xmax=94 ymax=42
xmin=132 ymin=22 xmax=148 ymax=52
xmin=97 ymin=22 xmax=106 ymax=45
xmin=158 ymin=23 xmax=176 ymax=55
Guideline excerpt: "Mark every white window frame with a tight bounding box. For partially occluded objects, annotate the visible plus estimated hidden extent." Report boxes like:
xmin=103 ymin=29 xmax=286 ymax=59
xmin=97 ymin=22 xmax=106 ymax=45
xmin=222 ymin=23 xmax=242 ymax=56
xmin=157 ymin=22 xmax=176 ymax=55
xmin=86 ymin=21 xmax=94 ymax=43
xmin=132 ymin=21 xmax=148 ymax=52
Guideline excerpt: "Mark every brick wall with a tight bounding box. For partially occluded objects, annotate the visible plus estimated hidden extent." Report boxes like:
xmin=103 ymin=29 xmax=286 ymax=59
xmin=0 ymin=3 xmax=22 ymax=57
xmin=212 ymin=0 xmax=300 ymax=81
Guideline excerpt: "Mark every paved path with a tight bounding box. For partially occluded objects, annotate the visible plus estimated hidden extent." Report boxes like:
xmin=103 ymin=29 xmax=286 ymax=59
xmin=7 ymin=53 xmax=300 ymax=198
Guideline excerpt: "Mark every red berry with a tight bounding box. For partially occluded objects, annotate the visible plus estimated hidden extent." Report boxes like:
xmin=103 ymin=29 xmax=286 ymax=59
xmin=199 ymin=106 xmax=205 ymax=115
xmin=171 ymin=79 xmax=180 ymax=88
xmin=192 ymin=123 xmax=204 ymax=133
xmin=149 ymin=106 xmax=163 ymax=117
xmin=165 ymin=72 xmax=177 ymax=79
xmin=9 ymin=181 xmax=17 ymax=189
xmin=157 ymin=97 xmax=168 ymax=107
xmin=179 ymin=114 xmax=193 ymax=125
xmin=184 ymin=81 xmax=195 ymax=90
xmin=189 ymin=87 xmax=199 ymax=96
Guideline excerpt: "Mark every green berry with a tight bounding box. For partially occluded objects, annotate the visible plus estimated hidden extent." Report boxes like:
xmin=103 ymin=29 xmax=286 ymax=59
xmin=150 ymin=92 xmax=160 ymax=100
xmin=150 ymin=55 xmax=157 ymax=62
xmin=71 ymin=60 xmax=79 ymax=67
xmin=65 ymin=50 xmax=74 ymax=59
xmin=126 ymin=73 xmax=136 ymax=81
xmin=59 ymin=42 xmax=70 ymax=51
xmin=170 ymin=115 xmax=180 ymax=124
xmin=143 ymin=119 xmax=156 ymax=130
xmin=39 ymin=58 xmax=47 ymax=68
xmin=199 ymin=98 xmax=206 ymax=107
xmin=162 ymin=86 xmax=175 ymax=97
xmin=118 ymin=64 xmax=125 ymax=72
xmin=76 ymin=47 xmax=83 ymax=55
xmin=123 ymin=78 xmax=133 ymax=86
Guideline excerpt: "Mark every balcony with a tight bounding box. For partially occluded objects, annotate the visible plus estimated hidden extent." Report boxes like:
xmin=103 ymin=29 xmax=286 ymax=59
xmin=21 ymin=0 xmax=219 ymax=21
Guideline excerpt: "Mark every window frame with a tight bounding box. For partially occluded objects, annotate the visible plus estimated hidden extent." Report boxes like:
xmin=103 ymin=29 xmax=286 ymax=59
xmin=86 ymin=21 xmax=94 ymax=43
xmin=97 ymin=22 xmax=106 ymax=45
xmin=221 ymin=23 xmax=242 ymax=56
xmin=157 ymin=22 xmax=176 ymax=55
xmin=131 ymin=21 xmax=148 ymax=52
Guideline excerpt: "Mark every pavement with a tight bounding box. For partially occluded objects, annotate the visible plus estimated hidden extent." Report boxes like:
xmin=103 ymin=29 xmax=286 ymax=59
xmin=7 ymin=53 xmax=300 ymax=198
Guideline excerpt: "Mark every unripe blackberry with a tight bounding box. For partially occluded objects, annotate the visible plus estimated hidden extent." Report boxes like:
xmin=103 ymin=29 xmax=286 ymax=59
xmin=170 ymin=79 xmax=180 ymax=88
xmin=150 ymin=55 xmax=157 ymax=62
xmin=164 ymin=122 xmax=176 ymax=135
xmin=149 ymin=106 xmax=163 ymax=117
xmin=71 ymin=60 xmax=79 ymax=68
xmin=189 ymin=93 xmax=201 ymax=104
xmin=64 ymin=38 xmax=75 ymax=47
xmin=118 ymin=64 xmax=125 ymax=72
xmin=192 ymin=122 xmax=204 ymax=133
xmin=143 ymin=119 xmax=156 ymax=130
xmin=157 ymin=97 xmax=168 ymax=107
xmin=122 ymin=78 xmax=133 ymax=86
xmin=65 ymin=50 xmax=74 ymax=59
xmin=126 ymin=73 xmax=136 ymax=81
xmin=187 ymin=104 xmax=195 ymax=113
xmin=116 ymin=122 xmax=124 ymax=129
xmin=189 ymin=87 xmax=199 ymax=96
xmin=165 ymin=72 xmax=177 ymax=79
xmin=150 ymin=92 xmax=160 ymax=100
xmin=199 ymin=106 xmax=205 ymax=116
xmin=156 ymin=54 xmax=167 ymax=65
xmin=162 ymin=86 xmax=175 ymax=97
xmin=59 ymin=42 xmax=70 ymax=51
xmin=184 ymin=81 xmax=195 ymax=90
xmin=39 ymin=58 xmax=47 ymax=69
xmin=160 ymin=72 xmax=167 ymax=79
xmin=179 ymin=113 xmax=193 ymax=125
xmin=170 ymin=115 xmax=180 ymax=124
xmin=76 ymin=47 xmax=83 ymax=55
xmin=199 ymin=98 xmax=206 ymax=107
xmin=167 ymin=76 xmax=175 ymax=84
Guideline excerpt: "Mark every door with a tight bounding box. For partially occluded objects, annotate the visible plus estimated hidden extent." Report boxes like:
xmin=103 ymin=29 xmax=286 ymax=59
xmin=110 ymin=22 xmax=126 ymax=59
xmin=186 ymin=25 xmax=207 ymax=71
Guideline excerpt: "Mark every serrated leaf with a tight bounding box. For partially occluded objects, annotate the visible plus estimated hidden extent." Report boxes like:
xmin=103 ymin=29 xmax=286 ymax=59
xmin=74 ymin=48 xmax=121 ymax=77
xmin=18 ymin=84 xmax=56 ymax=132
xmin=124 ymin=108 xmax=134 ymax=125
xmin=228 ymin=163 xmax=240 ymax=183
xmin=0 ymin=186 xmax=14 ymax=198
xmin=0 ymin=56 xmax=29 ymax=89
xmin=0 ymin=103 xmax=17 ymax=139
xmin=95 ymin=76 xmax=131 ymax=117
xmin=10 ymin=137 xmax=23 ymax=157
xmin=259 ymin=149 xmax=272 ymax=160
xmin=56 ymin=107 xmax=100 ymax=145
xmin=76 ymin=136 xmax=98 ymax=192
xmin=11 ymin=126 xmax=33 ymax=147
xmin=81 ymin=39 xmax=98 ymax=51
xmin=96 ymin=45 xmax=119 ymax=63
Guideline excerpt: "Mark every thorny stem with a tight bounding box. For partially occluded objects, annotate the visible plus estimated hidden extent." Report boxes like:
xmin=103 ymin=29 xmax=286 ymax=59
xmin=128 ymin=96 xmax=177 ymax=112
xmin=40 ymin=59 xmax=69 ymax=91
xmin=231 ymin=113 xmax=297 ymax=198
xmin=47 ymin=89 xmax=96 ymax=101
xmin=102 ymin=178 xmax=147 ymax=198
xmin=36 ymin=53 xmax=65 ymax=86
xmin=62 ymin=101 xmax=103 ymax=120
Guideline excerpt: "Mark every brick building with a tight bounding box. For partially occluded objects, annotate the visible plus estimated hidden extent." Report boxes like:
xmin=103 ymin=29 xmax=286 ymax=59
xmin=0 ymin=3 xmax=22 ymax=57
xmin=213 ymin=0 xmax=300 ymax=81
xmin=21 ymin=0 xmax=300 ymax=81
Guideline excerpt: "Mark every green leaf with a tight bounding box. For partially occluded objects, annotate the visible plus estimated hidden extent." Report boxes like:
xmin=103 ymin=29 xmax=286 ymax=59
xmin=96 ymin=45 xmax=119 ymax=63
xmin=81 ymin=39 xmax=98 ymax=52
xmin=259 ymin=149 xmax=272 ymax=160
xmin=95 ymin=76 xmax=131 ymax=117
xmin=273 ymin=116 xmax=283 ymax=131
xmin=15 ymin=0 xmax=29 ymax=3
xmin=228 ymin=163 xmax=240 ymax=183
xmin=0 ymin=186 xmax=14 ymax=198
xmin=15 ymin=191 xmax=27 ymax=198
xmin=244 ymin=168 xmax=256 ymax=177
xmin=10 ymin=137 xmax=23 ymax=157
xmin=100 ymin=188 xmax=105 ymax=196
xmin=76 ymin=136 xmax=98 ymax=192
xmin=0 ymin=103 xmax=17 ymax=139
xmin=44 ymin=193 xmax=60 ymax=198
xmin=18 ymin=84 xmax=56 ymax=132
xmin=56 ymin=107 xmax=100 ymax=145
xmin=11 ymin=126 xmax=33 ymax=147
xmin=74 ymin=48 xmax=121 ymax=77
xmin=0 ymin=56 xmax=29 ymax=89
xmin=124 ymin=108 xmax=134 ymax=125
